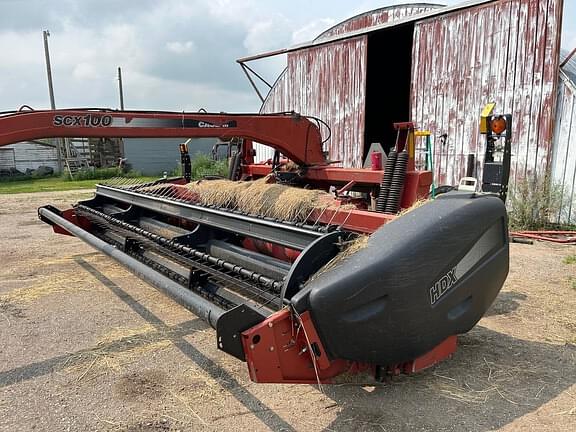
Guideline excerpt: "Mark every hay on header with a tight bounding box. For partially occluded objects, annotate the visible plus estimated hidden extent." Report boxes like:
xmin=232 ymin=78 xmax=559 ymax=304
xmin=183 ymin=178 xmax=338 ymax=223
xmin=187 ymin=179 xmax=252 ymax=207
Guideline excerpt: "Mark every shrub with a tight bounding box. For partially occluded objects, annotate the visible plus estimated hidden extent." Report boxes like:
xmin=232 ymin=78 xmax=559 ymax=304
xmin=508 ymin=174 xmax=563 ymax=230
xmin=189 ymin=154 xmax=229 ymax=180
xmin=169 ymin=164 xmax=182 ymax=177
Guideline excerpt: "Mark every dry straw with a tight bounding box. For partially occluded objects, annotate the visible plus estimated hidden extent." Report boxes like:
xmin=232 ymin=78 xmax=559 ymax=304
xmin=184 ymin=179 xmax=333 ymax=223
xmin=397 ymin=198 xmax=430 ymax=216
xmin=307 ymin=200 xmax=428 ymax=281
xmin=309 ymin=235 xmax=370 ymax=282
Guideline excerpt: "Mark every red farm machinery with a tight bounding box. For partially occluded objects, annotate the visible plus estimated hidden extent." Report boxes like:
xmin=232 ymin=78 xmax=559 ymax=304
xmin=0 ymin=108 xmax=510 ymax=383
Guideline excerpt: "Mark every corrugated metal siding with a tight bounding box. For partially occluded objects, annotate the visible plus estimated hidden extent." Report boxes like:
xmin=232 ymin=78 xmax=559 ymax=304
xmin=0 ymin=148 xmax=16 ymax=168
xmin=251 ymin=140 xmax=276 ymax=163
xmin=315 ymin=4 xmax=441 ymax=42
xmin=552 ymin=72 xmax=576 ymax=224
xmin=260 ymin=37 xmax=367 ymax=167
xmin=411 ymin=0 xmax=563 ymax=186
xmin=124 ymin=138 xmax=217 ymax=175
xmin=0 ymin=142 xmax=59 ymax=172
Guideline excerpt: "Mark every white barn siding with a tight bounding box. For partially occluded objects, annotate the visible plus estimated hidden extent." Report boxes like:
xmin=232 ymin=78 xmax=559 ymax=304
xmin=551 ymin=72 xmax=576 ymax=224
xmin=0 ymin=142 xmax=59 ymax=173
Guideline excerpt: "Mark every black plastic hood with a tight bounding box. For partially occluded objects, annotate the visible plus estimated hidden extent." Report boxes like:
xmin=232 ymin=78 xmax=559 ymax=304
xmin=291 ymin=193 xmax=509 ymax=366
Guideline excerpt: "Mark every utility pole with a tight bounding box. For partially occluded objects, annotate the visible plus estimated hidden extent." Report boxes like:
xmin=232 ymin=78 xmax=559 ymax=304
xmin=117 ymin=67 xmax=125 ymax=110
xmin=43 ymin=30 xmax=56 ymax=110
xmin=43 ymin=30 xmax=64 ymax=171
xmin=117 ymin=67 xmax=125 ymax=158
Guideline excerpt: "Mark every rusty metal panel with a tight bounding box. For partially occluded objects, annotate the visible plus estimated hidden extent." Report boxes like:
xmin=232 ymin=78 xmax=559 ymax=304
xmin=552 ymin=73 xmax=576 ymax=224
xmin=315 ymin=4 xmax=441 ymax=42
xmin=411 ymin=0 xmax=563 ymax=187
xmin=260 ymin=37 xmax=367 ymax=167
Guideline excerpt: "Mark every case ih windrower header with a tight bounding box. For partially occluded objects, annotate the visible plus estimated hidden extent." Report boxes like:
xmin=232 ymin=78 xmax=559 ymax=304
xmin=0 ymin=108 xmax=509 ymax=383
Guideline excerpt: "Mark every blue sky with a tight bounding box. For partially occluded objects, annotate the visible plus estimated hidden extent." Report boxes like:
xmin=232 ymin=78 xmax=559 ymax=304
xmin=0 ymin=0 xmax=574 ymax=113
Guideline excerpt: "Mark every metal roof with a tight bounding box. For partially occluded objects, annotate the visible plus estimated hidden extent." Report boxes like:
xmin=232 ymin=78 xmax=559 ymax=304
xmin=561 ymin=49 xmax=576 ymax=85
xmin=313 ymin=3 xmax=445 ymax=42
xmin=238 ymin=0 xmax=495 ymax=63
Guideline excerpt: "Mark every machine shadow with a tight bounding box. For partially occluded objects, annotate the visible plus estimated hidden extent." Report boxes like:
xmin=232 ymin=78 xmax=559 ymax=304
xmin=322 ymin=326 xmax=575 ymax=431
xmin=485 ymin=291 xmax=527 ymax=316
xmin=72 ymin=253 xmax=573 ymax=432
xmin=73 ymin=256 xmax=298 ymax=432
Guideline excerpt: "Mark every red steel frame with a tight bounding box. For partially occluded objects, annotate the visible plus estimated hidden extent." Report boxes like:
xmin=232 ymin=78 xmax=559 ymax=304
xmin=242 ymin=308 xmax=457 ymax=384
xmin=0 ymin=109 xmax=325 ymax=166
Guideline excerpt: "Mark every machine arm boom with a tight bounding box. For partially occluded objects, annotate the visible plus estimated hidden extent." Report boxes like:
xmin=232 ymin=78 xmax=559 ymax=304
xmin=0 ymin=109 xmax=326 ymax=166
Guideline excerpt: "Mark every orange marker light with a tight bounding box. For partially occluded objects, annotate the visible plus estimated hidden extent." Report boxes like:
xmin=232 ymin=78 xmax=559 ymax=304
xmin=490 ymin=116 xmax=507 ymax=135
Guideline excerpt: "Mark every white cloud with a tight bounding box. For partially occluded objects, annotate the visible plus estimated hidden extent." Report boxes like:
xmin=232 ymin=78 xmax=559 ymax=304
xmin=566 ymin=33 xmax=576 ymax=51
xmin=1 ymin=0 xmax=573 ymax=115
xmin=116 ymin=71 xmax=259 ymax=112
xmin=0 ymin=31 xmax=43 ymax=66
xmin=72 ymin=62 xmax=100 ymax=81
xmin=291 ymin=18 xmax=336 ymax=44
xmin=0 ymin=3 xmax=335 ymax=111
xmin=206 ymin=0 xmax=257 ymax=26
xmin=166 ymin=40 xmax=196 ymax=54
xmin=243 ymin=17 xmax=291 ymax=53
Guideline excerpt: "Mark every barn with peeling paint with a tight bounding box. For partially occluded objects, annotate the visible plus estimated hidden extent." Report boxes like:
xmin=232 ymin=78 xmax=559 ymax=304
xmin=242 ymin=0 xmax=575 ymax=222
xmin=553 ymin=51 xmax=576 ymax=223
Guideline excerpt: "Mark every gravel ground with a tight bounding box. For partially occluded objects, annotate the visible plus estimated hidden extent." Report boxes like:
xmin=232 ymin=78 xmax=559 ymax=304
xmin=0 ymin=190 xmax=575 ymax=432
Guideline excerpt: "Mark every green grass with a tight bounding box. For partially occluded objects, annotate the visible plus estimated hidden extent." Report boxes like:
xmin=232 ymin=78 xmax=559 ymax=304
xmin=0 ymin=175 xmax=158 ymax=194
xmin=60 ymin=167 xmax=144 ymax=181
xmin=563 ymin=255 xmax=576 ymax=265
xmin=0 ymin=156 xmax=227 ymax=194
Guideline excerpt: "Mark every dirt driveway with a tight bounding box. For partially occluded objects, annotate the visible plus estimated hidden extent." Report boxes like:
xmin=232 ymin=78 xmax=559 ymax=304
xmin=0 ymin=190 xmax=575 ymax=431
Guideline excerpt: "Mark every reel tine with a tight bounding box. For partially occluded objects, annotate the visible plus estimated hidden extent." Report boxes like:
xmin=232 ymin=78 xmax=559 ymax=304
xmin=167 ymin=185 xmax=180 ymax=201
xmin=128 ymin=178 xmax=143 ymax=189
xmin=326 ymin=204 xmax=342 ymax=228
xmin=117 ymin=177 xmax=130 ymax=188
xmin=337 ymin=207 xmax=353 ymax=231
xmin=162 ymin=185 xmax=174 ymax=198
xmin=148 ymin=184 xmax=163 ymax=197
xmin=160 ymin=185 xmax=174 ymax=199
xmin=312 ymin=204 xmax=329 ymax=228
xmin=167 ymin=186 xmax=179 ymax=200
xmin=304 ymin=206 xmax=317 ymax=224
xmin=108 ymin=177 xmax=119 ymax=188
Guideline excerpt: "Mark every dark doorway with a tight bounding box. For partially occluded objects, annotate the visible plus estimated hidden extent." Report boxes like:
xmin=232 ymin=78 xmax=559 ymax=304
xmin=363 ymin=24 xmax=414 ymax=161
